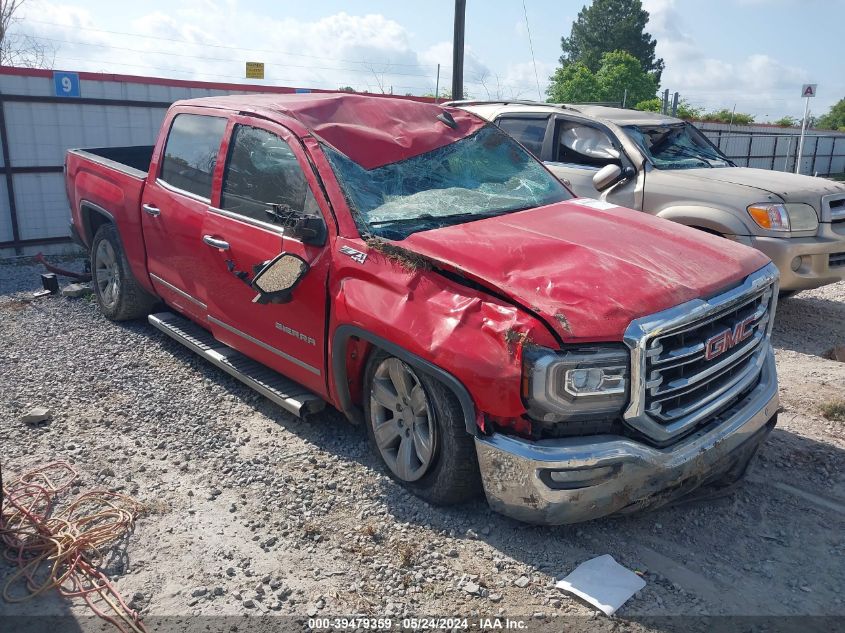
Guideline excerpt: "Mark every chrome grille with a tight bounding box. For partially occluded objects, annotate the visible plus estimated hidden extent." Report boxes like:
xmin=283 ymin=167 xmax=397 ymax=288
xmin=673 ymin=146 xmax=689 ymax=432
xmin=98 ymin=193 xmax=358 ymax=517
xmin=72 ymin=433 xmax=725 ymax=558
xmin=644 ymin=284 xmax=773 ymax=423
xmin=623 ymin=263 xmax=779 ymax=444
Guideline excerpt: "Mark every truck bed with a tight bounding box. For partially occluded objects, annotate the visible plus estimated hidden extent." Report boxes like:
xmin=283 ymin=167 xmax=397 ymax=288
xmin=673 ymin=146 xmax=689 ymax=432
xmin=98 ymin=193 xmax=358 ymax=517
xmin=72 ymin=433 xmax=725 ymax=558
xmin=66 ymin=145 xmax=156 ymax=296
xmin=69 ymin=145 xmax=154 ymax=178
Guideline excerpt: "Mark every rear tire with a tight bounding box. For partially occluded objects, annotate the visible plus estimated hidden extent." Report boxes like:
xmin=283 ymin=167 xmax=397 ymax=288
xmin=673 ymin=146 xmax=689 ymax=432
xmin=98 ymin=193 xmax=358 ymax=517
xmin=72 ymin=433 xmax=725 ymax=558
xmin=91 ymin=223 xmax=156 ymax=321
xmin=363 ymin=350 xmax=481 ymax=505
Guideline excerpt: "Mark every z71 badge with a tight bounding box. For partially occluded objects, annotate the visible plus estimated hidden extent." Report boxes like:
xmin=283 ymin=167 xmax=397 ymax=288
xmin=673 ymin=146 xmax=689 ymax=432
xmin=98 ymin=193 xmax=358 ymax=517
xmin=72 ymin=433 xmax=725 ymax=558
xmin=339 ymin=245 xmax=368 ymax=264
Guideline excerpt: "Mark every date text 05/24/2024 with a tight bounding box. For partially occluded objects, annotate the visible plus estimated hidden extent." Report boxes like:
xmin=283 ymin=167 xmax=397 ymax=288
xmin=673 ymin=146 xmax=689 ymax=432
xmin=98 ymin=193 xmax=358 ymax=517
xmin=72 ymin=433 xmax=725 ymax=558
xmin=308 ymin=617 xmax=528 ymax=630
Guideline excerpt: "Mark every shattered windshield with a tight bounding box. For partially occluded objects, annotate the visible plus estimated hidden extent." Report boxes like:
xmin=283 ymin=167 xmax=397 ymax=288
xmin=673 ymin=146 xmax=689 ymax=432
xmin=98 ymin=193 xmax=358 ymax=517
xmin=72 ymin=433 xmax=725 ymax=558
xmin=624 ymin=123 xmax=733 ymax=170
xmin=322 ymin=124 xmax=571 ymax=240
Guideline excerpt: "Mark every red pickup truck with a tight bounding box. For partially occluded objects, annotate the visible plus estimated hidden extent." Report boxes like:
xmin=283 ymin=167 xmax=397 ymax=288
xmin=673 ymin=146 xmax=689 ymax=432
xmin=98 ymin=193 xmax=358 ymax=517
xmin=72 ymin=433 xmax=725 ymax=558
xmin=65 ymin=94 xmax=781 ymax=524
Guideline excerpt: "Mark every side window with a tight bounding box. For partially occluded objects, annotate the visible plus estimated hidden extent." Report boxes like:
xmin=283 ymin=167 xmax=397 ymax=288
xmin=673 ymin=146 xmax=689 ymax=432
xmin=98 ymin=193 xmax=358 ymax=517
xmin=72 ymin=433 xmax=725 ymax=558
xmin=496 ymin=117 xmax=548 ymax=157
xmin=220 ymin=125 xmax=317 ymax=224
xmin=159 ymin=114 xmax=227 ymax=199
xmin=555 ymin=122 xmax=620 ymax=168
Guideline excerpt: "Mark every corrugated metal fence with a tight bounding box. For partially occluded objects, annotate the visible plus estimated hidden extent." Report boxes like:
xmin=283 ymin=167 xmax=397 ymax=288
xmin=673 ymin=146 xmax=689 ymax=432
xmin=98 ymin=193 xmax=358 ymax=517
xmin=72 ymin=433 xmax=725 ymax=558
xmin=694 ymin=122 xmax=845 ymax=177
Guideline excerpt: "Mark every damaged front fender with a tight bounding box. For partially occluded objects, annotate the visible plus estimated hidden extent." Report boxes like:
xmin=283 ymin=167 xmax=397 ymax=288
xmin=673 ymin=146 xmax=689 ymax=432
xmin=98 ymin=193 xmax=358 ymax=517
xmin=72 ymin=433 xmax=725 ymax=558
xmin=329 ymin=237 xmax=558 ymax=432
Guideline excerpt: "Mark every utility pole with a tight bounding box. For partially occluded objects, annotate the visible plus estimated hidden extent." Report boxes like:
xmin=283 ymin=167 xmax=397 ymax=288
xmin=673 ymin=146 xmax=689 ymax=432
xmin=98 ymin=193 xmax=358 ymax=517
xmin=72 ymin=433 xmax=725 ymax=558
xmin=671 ymin=92 xmax=679 ymax=117
xmin=452 ymin=0 xmax=466 ymax=101
xmin=662 ymin=89 xmax=669 ymax=114
xmin=435 ymin=63 xmax=441 ymax=103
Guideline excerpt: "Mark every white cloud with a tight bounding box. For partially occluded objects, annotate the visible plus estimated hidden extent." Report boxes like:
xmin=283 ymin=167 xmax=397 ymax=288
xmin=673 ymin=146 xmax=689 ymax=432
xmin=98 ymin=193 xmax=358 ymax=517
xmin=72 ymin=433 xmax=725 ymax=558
xmin=19 ymin=2 xmax=446 ymax=94
xmin=643 ymin=0 xmax=809 ymax=117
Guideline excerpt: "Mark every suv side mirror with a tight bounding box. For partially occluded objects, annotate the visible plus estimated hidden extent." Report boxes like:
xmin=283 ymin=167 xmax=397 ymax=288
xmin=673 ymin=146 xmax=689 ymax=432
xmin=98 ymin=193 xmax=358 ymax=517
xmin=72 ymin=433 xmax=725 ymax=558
xmin=592 ymin=164 xmax=623 ymax=191
xmin=251 ymin=253 xmax=309 ymax=304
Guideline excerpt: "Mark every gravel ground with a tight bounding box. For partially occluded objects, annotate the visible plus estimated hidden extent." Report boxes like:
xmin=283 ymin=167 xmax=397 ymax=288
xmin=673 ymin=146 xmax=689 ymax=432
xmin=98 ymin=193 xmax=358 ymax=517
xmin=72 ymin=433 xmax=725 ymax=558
xmin=1 ymin=256 xmax=844 ymax=632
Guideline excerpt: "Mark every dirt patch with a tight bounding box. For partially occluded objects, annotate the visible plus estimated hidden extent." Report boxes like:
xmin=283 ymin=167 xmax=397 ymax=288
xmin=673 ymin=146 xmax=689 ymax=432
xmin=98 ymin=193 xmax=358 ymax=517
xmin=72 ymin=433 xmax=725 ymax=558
xmin=504 ymin=328 xmax=534 ymax=355
xmin=0 ymin=297 xmax=33 ymax=313
xmin=364 ymin=237 xmax=432 ymax=271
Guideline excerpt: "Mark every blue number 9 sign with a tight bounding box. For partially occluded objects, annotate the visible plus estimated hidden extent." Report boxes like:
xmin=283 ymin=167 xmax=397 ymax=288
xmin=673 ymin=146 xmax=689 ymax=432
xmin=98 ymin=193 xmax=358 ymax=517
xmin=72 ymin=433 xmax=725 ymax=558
xmin=53 ymin=71 xmax=81 ymax=98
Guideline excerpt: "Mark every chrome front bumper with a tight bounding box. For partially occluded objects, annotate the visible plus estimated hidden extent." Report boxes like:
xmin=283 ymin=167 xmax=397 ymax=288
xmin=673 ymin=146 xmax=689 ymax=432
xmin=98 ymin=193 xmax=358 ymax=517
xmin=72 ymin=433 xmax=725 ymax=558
xmin=475 ymin=348 xmax=779 ymax=525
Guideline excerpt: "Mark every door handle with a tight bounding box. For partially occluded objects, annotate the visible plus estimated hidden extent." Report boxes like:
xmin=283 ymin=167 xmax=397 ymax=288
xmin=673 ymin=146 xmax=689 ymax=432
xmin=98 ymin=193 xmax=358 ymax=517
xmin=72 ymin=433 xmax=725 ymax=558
xmin=142 ymin=203 xmax=160 ymax=217
xmin=202 ymin=235 xmax=230 ymax=250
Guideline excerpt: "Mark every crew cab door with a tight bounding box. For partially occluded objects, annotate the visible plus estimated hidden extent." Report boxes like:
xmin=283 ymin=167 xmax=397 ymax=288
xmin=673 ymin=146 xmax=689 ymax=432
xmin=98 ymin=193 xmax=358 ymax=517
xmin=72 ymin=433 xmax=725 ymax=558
xmin=142 ymin=109 xmax=228 ymax=322
xmin=497 ymin=113 xmax=640 ymax=209
xmin=201 ymin=117 xmax=331 ymax=397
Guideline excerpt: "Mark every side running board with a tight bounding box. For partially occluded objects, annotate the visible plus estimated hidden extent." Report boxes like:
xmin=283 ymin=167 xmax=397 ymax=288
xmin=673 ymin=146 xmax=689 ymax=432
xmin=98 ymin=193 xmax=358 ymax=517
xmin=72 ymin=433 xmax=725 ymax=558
xmin=148 ymin=312 xmax=325 ymax=417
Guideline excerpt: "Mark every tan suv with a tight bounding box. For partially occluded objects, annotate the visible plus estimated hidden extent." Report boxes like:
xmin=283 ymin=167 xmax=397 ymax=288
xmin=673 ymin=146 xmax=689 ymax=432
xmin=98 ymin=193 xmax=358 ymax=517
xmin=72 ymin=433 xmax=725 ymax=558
xmin=451 ymin=100 xmax=845 ymax=293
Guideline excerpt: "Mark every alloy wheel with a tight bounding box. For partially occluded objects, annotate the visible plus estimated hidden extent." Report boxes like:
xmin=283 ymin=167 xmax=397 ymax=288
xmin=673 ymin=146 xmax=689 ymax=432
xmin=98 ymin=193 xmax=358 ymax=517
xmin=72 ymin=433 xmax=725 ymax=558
xmin=369 ymin=358 xmax=436 ymax=482
xmin=94 ymin=239 xmax=120 ymax=310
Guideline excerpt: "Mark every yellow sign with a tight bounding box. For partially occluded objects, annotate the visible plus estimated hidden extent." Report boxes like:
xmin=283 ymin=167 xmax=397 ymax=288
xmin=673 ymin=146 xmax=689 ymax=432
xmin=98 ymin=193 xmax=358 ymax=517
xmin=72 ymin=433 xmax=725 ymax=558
xmin=245 ymin=62 xmax=265 ymax=79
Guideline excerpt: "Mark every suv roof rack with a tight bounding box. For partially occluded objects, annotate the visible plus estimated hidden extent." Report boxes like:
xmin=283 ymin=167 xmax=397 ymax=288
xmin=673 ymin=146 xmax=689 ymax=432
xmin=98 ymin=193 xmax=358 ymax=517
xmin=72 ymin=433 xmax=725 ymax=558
xmin=444 ymin=99 xmax=572 ymax=109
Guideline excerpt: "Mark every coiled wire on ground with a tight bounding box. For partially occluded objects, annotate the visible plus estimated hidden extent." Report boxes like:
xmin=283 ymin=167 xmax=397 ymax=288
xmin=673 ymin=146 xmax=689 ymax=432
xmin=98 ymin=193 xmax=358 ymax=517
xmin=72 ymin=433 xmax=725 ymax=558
xmin=0 ymin=461 xmax=147 ymax=633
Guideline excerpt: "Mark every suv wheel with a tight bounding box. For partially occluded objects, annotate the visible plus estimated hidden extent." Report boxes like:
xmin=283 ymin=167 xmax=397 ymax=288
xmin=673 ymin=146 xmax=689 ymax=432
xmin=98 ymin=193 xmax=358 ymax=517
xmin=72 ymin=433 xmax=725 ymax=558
xmin=363 ymin=350 xmax=480 ymax=505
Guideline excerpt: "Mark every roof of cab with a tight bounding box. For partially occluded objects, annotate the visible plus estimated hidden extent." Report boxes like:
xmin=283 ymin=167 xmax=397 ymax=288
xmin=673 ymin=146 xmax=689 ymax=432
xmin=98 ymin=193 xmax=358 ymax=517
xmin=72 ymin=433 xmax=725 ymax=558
xmin=177 ymin=93 xmax=486 ymax=170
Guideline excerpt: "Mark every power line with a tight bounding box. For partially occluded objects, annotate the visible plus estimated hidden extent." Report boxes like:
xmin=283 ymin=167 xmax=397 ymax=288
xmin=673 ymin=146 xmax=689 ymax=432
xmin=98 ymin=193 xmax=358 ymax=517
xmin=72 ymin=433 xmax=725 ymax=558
xmin=28 ymin=34 xmax=436 ymax=78
xmin=522 ymin=0 xmax=543 ymax=100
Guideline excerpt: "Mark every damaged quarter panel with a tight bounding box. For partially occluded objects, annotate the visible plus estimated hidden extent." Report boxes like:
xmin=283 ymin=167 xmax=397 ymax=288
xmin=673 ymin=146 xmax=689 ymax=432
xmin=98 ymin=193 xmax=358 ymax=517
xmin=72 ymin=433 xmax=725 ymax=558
xmin=329 ymin=236 xmax=558 ymax=420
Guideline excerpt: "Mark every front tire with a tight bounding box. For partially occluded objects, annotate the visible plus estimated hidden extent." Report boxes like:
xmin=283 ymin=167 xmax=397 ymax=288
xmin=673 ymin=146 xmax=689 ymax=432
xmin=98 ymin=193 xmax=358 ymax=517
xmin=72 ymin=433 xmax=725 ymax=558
xmin=91 ymin=223 xmax=156 ymax=321
xmin=364 ymin=350 xmax=480 ymax=505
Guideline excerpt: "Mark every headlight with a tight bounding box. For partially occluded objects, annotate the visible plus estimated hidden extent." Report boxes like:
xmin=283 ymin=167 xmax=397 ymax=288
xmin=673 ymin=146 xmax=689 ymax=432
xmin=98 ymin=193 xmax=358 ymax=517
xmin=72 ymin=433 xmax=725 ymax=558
xmin=524 ymin=346 xmax=629 ymax=421
xmin=747 ymin=203 xmax=818 ymax=232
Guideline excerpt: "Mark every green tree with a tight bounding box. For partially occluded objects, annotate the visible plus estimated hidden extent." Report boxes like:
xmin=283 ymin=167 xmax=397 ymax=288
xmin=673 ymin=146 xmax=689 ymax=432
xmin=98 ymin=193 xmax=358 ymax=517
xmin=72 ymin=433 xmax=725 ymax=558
xmin=635 ymin=97 xmax=703 ymax=120
xmin=547 ymin=50 xmax=656 ymax=106
xmin=546 ymin=62 xmax=601 ymax=102
xmin=338 ymin=86 xmax=357 ymax=92
xmin=595 ymin=50 xmax=657 ymax=106
xmin=817 ymin=98 xmax=845 ymax=131
xmin=558 ymin=0 xmax=663 ymax=82
xmin=699 ymin=109 xmax=755 ymax=125
xmin=772 ymin=115 xmax=797 ymax=127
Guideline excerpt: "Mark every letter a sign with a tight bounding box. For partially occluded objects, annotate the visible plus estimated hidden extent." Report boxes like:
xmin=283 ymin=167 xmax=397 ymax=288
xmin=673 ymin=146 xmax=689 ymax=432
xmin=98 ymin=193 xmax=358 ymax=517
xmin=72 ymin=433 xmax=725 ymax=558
xmin=801 ymin=84 xmax=817 ymax=98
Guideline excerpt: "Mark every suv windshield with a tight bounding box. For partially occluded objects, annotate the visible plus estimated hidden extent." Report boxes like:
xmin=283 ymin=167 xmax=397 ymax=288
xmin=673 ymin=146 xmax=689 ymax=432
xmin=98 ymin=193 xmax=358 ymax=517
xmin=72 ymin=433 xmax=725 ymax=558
xmin=624 ymin=123 xmax=733 ymax=170
xmin=323 ymin=124 xmax=571 ymax=240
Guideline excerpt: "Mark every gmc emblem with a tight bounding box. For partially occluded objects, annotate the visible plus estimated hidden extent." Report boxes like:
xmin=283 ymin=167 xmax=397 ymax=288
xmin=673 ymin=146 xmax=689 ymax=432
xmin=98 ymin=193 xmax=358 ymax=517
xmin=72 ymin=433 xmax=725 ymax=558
xmin=704 ymin=316 xmax=756 ymax=361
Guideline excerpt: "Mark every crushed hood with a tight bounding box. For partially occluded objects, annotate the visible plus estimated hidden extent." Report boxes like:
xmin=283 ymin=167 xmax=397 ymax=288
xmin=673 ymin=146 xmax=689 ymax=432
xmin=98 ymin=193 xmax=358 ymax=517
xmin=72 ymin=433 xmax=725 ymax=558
xmin=664 ymin=167 xmax=845 ymax=205
xmin=402 ymin=199 xmax=771 ymax=342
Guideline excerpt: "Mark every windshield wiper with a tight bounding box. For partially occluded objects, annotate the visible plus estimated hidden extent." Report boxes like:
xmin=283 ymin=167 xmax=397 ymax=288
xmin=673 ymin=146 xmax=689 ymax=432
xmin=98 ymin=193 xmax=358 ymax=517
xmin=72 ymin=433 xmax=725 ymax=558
xmin=662 ymin=147 xmax=714 ymax=167
xmin=369 ymin=209 xmax=509 ymax=227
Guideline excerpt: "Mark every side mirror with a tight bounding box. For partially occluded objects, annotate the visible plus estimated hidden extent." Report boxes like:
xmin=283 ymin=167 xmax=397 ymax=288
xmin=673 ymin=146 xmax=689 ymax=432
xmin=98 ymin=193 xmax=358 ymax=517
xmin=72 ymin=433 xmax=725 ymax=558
xmin=290 ymin=215 xmax=327 ymax=247
xmin=251 ymin=253 xmax=309 ymax=304
xmin=264 ymin=206 xmax=327 ymax=247
xmin=592 ymin=164 xmax=623 ymax=192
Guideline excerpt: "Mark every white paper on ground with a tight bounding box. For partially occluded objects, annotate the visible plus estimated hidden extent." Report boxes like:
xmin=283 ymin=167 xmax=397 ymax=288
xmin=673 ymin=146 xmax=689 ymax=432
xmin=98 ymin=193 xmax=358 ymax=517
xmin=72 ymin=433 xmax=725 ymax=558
xmin=555 ymin=554 xmax=646 ymax=616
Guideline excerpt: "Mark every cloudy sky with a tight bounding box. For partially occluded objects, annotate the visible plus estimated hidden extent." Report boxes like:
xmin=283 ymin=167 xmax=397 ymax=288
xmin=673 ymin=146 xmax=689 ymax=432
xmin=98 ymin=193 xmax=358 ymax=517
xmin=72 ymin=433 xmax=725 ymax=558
xmin=13 ymin=0 xmax=844 ymax=120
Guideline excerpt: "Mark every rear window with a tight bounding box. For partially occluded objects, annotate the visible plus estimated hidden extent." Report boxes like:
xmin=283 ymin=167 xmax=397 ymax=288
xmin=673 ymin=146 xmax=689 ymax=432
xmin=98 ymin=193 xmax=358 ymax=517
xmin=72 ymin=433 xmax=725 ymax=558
xmin=159 ymin=114 xmax=227 ymax=199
